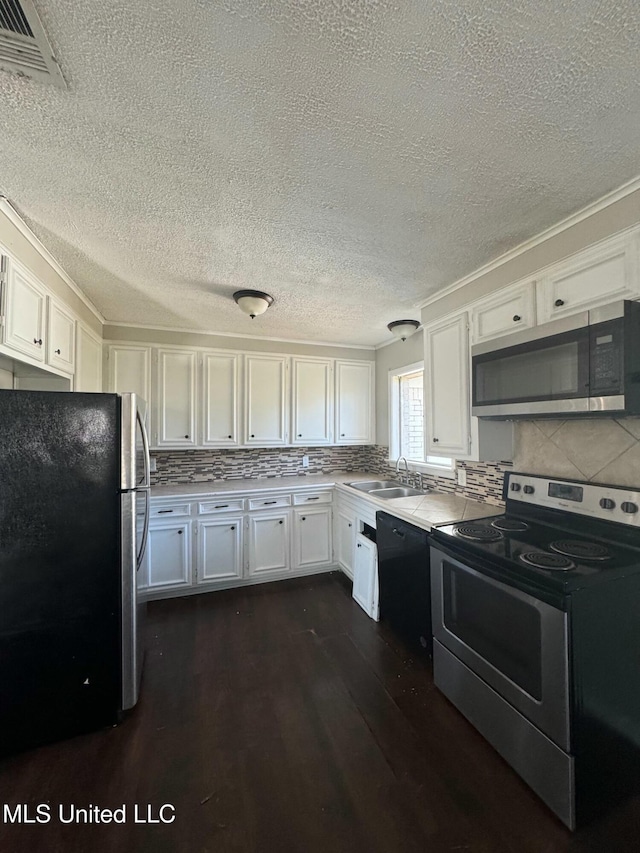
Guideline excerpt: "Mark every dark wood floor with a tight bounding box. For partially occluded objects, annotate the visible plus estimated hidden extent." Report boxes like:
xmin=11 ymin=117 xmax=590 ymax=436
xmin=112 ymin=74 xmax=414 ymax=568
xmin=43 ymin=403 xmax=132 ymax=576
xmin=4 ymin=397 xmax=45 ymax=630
xmin=2 ymin=573 xmax=640 ymax=852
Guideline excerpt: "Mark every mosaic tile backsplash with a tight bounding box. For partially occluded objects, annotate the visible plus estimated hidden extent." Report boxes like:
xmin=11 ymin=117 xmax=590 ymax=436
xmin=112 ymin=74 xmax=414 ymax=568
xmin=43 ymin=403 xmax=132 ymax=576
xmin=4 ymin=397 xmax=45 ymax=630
xmin=151 ymin=444 xmax=509 ymax=505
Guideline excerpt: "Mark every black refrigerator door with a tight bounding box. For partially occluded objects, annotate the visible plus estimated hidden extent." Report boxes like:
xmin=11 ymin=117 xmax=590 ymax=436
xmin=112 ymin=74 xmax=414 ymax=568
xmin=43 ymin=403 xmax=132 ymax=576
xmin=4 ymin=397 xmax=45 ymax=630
xmin=0 ymin=390 xmax=122 ymax=755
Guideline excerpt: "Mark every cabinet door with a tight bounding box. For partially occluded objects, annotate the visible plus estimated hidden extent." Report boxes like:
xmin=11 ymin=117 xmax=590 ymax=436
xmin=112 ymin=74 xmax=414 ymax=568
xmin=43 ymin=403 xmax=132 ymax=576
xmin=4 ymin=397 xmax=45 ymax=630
xmin=47 ymin=297 xmax=76 ymax=373
xmin=471 ymin=280 xmax=536 ymax=344
xmin=336 ymin=507 xmax=356 ymax=578
xmin=537 ymin=230 xmax=640 ymax=324
xmin=352 ymin=535 xmax=378 ymax=619
xmin=146 ymin=522 xmax=192 ymax=590
xmin=202 ymin=352 xmax=239 ymax=446
xmin=293 ymin=507 xmax=332 ymax=570
xmin=424 ymin=313 xmax=471 ymax=457
xmin=75 ymin=324 xmax=103 ymax=392
xmin=156 ymin=349 xmax=197 ymax=447
xmin=108 ymin=345 xmax=151 ymax=402
xmin=248 ymin=511 xmax=290 ymax=576
xmin=335 ymin=360 xmax=374 ymax=444
xmin=292 ymin=358 xmax=332 ymax=445
xmin=3 ymin=258 xmax=46 ymax=361
xmin=245 ymin=355 xmax=288 ymax=445
xmin=197 ymin=517 xmax=243 ymax=583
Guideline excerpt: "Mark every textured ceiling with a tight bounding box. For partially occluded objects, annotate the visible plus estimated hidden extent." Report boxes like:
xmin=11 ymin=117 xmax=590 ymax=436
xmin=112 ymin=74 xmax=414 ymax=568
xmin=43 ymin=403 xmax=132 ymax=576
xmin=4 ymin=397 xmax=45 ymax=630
xmin=1 ymin=1 xmax=640 ymax=346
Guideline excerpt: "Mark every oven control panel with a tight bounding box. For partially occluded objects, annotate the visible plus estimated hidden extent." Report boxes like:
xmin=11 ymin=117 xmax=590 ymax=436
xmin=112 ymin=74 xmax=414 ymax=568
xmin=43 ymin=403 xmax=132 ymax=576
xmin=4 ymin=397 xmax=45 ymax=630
xmin=506 ymin=473 xmax=640 ymax=527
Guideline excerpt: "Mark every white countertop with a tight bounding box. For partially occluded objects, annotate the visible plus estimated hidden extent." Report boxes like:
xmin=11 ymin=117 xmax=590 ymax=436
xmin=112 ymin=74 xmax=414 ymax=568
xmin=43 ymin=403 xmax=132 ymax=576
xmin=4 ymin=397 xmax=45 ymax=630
xmin=151 ymin=473 xmax=503 ymax=531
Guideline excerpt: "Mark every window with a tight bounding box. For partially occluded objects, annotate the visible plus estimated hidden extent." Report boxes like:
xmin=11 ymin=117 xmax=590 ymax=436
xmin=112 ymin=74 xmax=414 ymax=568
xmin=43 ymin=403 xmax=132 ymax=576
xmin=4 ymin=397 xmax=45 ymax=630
xmin=389 ymin=362 xmax=454 ymax=474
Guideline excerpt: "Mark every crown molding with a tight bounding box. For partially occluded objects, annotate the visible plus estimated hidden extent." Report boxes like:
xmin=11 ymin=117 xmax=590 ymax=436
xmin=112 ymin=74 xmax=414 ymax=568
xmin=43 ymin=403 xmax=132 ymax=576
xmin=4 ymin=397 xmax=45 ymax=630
xmin=0 ymin=198 xmax=105 ymax=324
xmin=103 ymin=321 xmax=376 ymax=351
xmin=417 ymin=173 xmax=640 ymax=310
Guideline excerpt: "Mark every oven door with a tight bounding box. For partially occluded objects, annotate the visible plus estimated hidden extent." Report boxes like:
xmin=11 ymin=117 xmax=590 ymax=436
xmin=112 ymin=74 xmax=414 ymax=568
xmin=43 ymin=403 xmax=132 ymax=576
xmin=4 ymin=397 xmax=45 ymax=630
xmin=431 ymin=545 xmax=570 ymax=750
xmin=472 ymin=315 xmax=590 ymax=417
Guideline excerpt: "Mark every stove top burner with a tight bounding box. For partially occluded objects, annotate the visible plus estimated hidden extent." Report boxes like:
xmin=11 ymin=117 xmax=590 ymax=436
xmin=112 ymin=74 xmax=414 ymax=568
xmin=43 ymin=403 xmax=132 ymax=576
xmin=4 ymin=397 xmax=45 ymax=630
xmin=491 ymin=517 xmax=529 ymax=532
xmin=549 ymin=540 xmax=611 ymax=561
xmin=455 ymin=523 xmax=503 ymax=542
xmin=520 ymin=552 xmax=575 ymax=571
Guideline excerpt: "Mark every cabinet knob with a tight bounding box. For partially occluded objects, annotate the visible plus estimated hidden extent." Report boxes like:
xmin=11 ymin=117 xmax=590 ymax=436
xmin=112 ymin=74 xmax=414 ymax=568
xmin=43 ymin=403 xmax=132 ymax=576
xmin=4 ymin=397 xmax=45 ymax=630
xmin=341 ymin=433 xmax=345 ymax=437
xmin=177 ymin=530 xmax=183 ymax=535
xmin=251 ymin=434 xmax=255 ymax=438
xmin=554 ymin=298 xmax=565 ymax=307
xmin=433 ymin=437 xmax=439 ymax=443
xmin=228 ymin=435 xmax=233 ymax=439
xmin=34 ymin=338 xmax=43 ymax=346
xmin=301 ymin=516 xmax=306 ymax=521
xmin=55 ymin=348 xmax=61 ymax=355
xmin=184 ymin=435 xmax=189 ymax=439
xmin=512 ymin=315 xmax=521 ymax=322
xmin=298 ymin=434 xmax=302 ymax=437
xmin=231 ymin=526 xmax=235 ymax=531
xmin=357 ymin=543 xmax=362 ymax=548
xmin=348 ymin=523 xmax=352 ymax=527
xmin=279 ymin=520 xmax=283 ymax=525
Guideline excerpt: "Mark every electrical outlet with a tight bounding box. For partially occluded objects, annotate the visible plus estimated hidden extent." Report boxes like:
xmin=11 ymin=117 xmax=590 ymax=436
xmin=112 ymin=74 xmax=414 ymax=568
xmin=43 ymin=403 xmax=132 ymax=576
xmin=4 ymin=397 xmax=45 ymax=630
xmin=149 ymin=456 xmax=157 ymax=473
xmin=302 ymin=455 xmax=309 ymax=468
xmin=456 ymin=467 xmax=466 ymax=486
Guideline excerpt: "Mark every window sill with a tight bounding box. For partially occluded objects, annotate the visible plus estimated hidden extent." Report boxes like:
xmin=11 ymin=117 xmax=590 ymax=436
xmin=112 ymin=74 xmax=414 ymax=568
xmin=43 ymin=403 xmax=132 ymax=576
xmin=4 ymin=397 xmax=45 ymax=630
xmin=387 ymin=459 xmax=456 ymax=480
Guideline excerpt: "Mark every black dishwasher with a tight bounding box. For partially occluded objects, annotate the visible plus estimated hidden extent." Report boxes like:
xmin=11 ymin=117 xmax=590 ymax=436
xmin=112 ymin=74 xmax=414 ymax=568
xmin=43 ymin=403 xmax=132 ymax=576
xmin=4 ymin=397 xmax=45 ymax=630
xmin=376 ymin=512 xmax=432 ymax=654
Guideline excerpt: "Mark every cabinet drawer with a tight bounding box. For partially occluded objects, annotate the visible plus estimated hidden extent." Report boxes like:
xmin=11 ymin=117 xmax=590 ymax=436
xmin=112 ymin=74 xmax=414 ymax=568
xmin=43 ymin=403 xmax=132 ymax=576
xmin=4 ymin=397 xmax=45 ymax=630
xmin=150 ymin=503 xmax=192 ymax=518
xmin=292 ymin=491 xmax=332 ymax=506
xmin=248 ymin=494 xmax=292 ymax=510
xmin=198 ymin=497 xmax=246 ymax=515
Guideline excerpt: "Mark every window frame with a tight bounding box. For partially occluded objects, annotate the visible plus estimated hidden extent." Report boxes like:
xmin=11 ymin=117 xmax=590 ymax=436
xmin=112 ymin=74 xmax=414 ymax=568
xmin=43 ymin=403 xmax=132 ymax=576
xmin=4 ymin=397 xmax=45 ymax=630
xmin=388 ymin=361 xmax=455 ymax=478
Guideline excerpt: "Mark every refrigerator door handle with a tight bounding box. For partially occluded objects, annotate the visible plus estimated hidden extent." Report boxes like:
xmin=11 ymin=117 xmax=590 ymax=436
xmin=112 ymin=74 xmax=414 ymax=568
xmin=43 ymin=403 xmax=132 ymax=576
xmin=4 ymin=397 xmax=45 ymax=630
xmin=137 ymin=488 xmax=150 ymax=570
xmin=137 ymin=407 xmax=151 ymax=489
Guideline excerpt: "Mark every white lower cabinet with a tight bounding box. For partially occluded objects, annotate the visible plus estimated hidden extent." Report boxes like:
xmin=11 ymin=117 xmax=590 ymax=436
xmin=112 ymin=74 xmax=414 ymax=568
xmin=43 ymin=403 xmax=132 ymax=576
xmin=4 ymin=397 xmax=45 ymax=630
xmin=248 ymin=511 xmax=290 ymax=576
xmin=335 ymin=506 xmax=356 ymax=579
xmin=292 ymin=506 xmax=332 ymax=570
xmin=145 ymin=521 xmax=192 ymax=591
xmin=197 ymin=516 xmax=243 ymax=584
xmin=352 ymin=534 xmax=379 ymax=621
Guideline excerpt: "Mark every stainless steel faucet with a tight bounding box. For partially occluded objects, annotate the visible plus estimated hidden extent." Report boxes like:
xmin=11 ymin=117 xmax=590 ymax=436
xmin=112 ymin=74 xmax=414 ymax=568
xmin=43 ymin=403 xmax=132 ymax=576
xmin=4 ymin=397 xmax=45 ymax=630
xmin=395 ymin=456 xmax=409 ymax=482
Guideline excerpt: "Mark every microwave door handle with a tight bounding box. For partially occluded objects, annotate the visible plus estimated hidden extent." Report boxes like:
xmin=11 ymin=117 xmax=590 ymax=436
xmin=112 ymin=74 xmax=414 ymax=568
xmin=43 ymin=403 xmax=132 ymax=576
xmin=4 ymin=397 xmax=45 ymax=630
xmin=137 ymin=409 xmax=151 ymax=488
xmin=137 ymin=490 xmax=150 ymax=570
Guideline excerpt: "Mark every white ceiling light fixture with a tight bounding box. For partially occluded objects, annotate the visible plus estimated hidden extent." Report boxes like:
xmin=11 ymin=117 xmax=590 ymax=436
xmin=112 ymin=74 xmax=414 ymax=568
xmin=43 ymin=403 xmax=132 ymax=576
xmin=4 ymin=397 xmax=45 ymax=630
xmin=387 ymin=319 xmax=420 ymax=341
xmin=233 ymin=289 xmax=274 ymax=319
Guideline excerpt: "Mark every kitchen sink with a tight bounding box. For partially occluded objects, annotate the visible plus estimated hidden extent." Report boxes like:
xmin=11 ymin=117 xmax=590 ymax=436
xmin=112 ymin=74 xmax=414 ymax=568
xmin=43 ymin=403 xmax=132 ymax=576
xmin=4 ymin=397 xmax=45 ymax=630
xmin=346 ymin=479 xmax=406 ymax=492
xmin=368 ymin=486 xmax=426 ymax=499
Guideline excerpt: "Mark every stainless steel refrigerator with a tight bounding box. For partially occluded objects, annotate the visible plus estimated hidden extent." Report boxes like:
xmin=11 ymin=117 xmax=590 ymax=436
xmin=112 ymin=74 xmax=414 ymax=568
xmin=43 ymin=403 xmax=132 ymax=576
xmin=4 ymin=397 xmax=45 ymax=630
xmin=0 ymin=390 xmax=150 ymax=755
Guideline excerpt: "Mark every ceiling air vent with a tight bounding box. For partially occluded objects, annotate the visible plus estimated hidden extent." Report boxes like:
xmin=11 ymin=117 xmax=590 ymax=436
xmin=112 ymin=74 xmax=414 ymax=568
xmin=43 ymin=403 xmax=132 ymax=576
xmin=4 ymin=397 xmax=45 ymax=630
xmin=0 ymin=0 xmax=65 ymax=87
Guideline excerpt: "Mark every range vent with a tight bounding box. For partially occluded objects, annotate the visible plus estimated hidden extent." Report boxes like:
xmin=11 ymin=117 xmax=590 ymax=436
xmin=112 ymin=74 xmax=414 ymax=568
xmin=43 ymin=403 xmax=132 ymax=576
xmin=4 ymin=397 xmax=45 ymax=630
xmin=0 ymin=0 xmax=65 ymax=87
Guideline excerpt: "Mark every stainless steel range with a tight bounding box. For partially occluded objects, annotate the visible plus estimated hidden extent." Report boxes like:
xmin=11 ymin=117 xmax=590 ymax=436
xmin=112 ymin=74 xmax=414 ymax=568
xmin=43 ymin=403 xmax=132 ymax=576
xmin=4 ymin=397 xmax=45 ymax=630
xmin=430 ymin=472 xmax=640 ymax=830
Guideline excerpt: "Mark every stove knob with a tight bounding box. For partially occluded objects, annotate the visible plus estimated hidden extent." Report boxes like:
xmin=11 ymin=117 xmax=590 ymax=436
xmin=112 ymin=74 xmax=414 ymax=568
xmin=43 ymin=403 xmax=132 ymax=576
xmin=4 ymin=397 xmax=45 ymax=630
xmin=510 ymin=483 xmax=521 ymax=492
xmin=599 ymin=498 xmax=616 ymax=510
xmin=523 ymin=485 xmax=535 ymax=495
xmin=621 ymin=501 xmax=639 ymax=514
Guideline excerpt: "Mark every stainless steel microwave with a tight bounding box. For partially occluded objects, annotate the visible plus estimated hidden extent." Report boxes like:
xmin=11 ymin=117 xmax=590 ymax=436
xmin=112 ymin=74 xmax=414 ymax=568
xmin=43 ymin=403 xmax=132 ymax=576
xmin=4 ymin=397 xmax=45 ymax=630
xmin=471 ymin=301 xmax=640 ymax=418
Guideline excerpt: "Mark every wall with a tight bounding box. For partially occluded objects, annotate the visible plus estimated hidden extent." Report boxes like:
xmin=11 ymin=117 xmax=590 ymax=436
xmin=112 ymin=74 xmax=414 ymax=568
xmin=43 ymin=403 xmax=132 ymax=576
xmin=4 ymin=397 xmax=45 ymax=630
xmin=104 ymin=324 xmax=374 ymax=362
xmin=150 ymin=445 xmax=367 ymax=485
xmin=421 ymin=187 xmax=640 ymax=324
xmin=513 ymin=419 xmax=640 ymax=488
xmin=0 ymin=206 xmax=103 ymax=335
xmin=374 ymin=330 xmax=423 ymax=444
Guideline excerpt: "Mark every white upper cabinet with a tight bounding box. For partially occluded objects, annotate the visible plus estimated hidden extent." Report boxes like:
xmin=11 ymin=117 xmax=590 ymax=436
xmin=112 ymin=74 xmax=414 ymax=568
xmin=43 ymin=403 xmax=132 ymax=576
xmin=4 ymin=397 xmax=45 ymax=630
xmin=108 ymin=344 xmax=151 ymax=403
xmin=335 ymin=360 xmax=374 ymax=444
xmin=46 ymin=296 xmax=76 ymax=374
xmin=471 ymin=279 xmax=536 ymax=344
xmin=156 ymin=348 xmax=197 ymax=448
xmin=202 ymin=352 xmax=240 ymax=446
xmin=537 ymin=229 xmax=640 ymax=324
xmin=291 ymin=357 xmax=332 ymax=445
xmin=245 ymin=354 xmax=288 ymax=445
xmin=75 ymin=323 xmax=103 ymax=392
xmin=424 ymin=312 xmax=471 ymax=457
xmin=2 ymin=257 xmax=47 ymax=362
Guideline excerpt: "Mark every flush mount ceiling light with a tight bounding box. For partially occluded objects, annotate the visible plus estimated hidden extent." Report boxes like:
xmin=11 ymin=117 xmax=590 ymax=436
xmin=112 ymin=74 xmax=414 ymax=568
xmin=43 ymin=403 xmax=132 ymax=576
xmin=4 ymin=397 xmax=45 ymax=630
xmin=387 ymin=319 xmax=420 ymax=341
xmin=233 ymin=289 xmax=274 ymax=319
